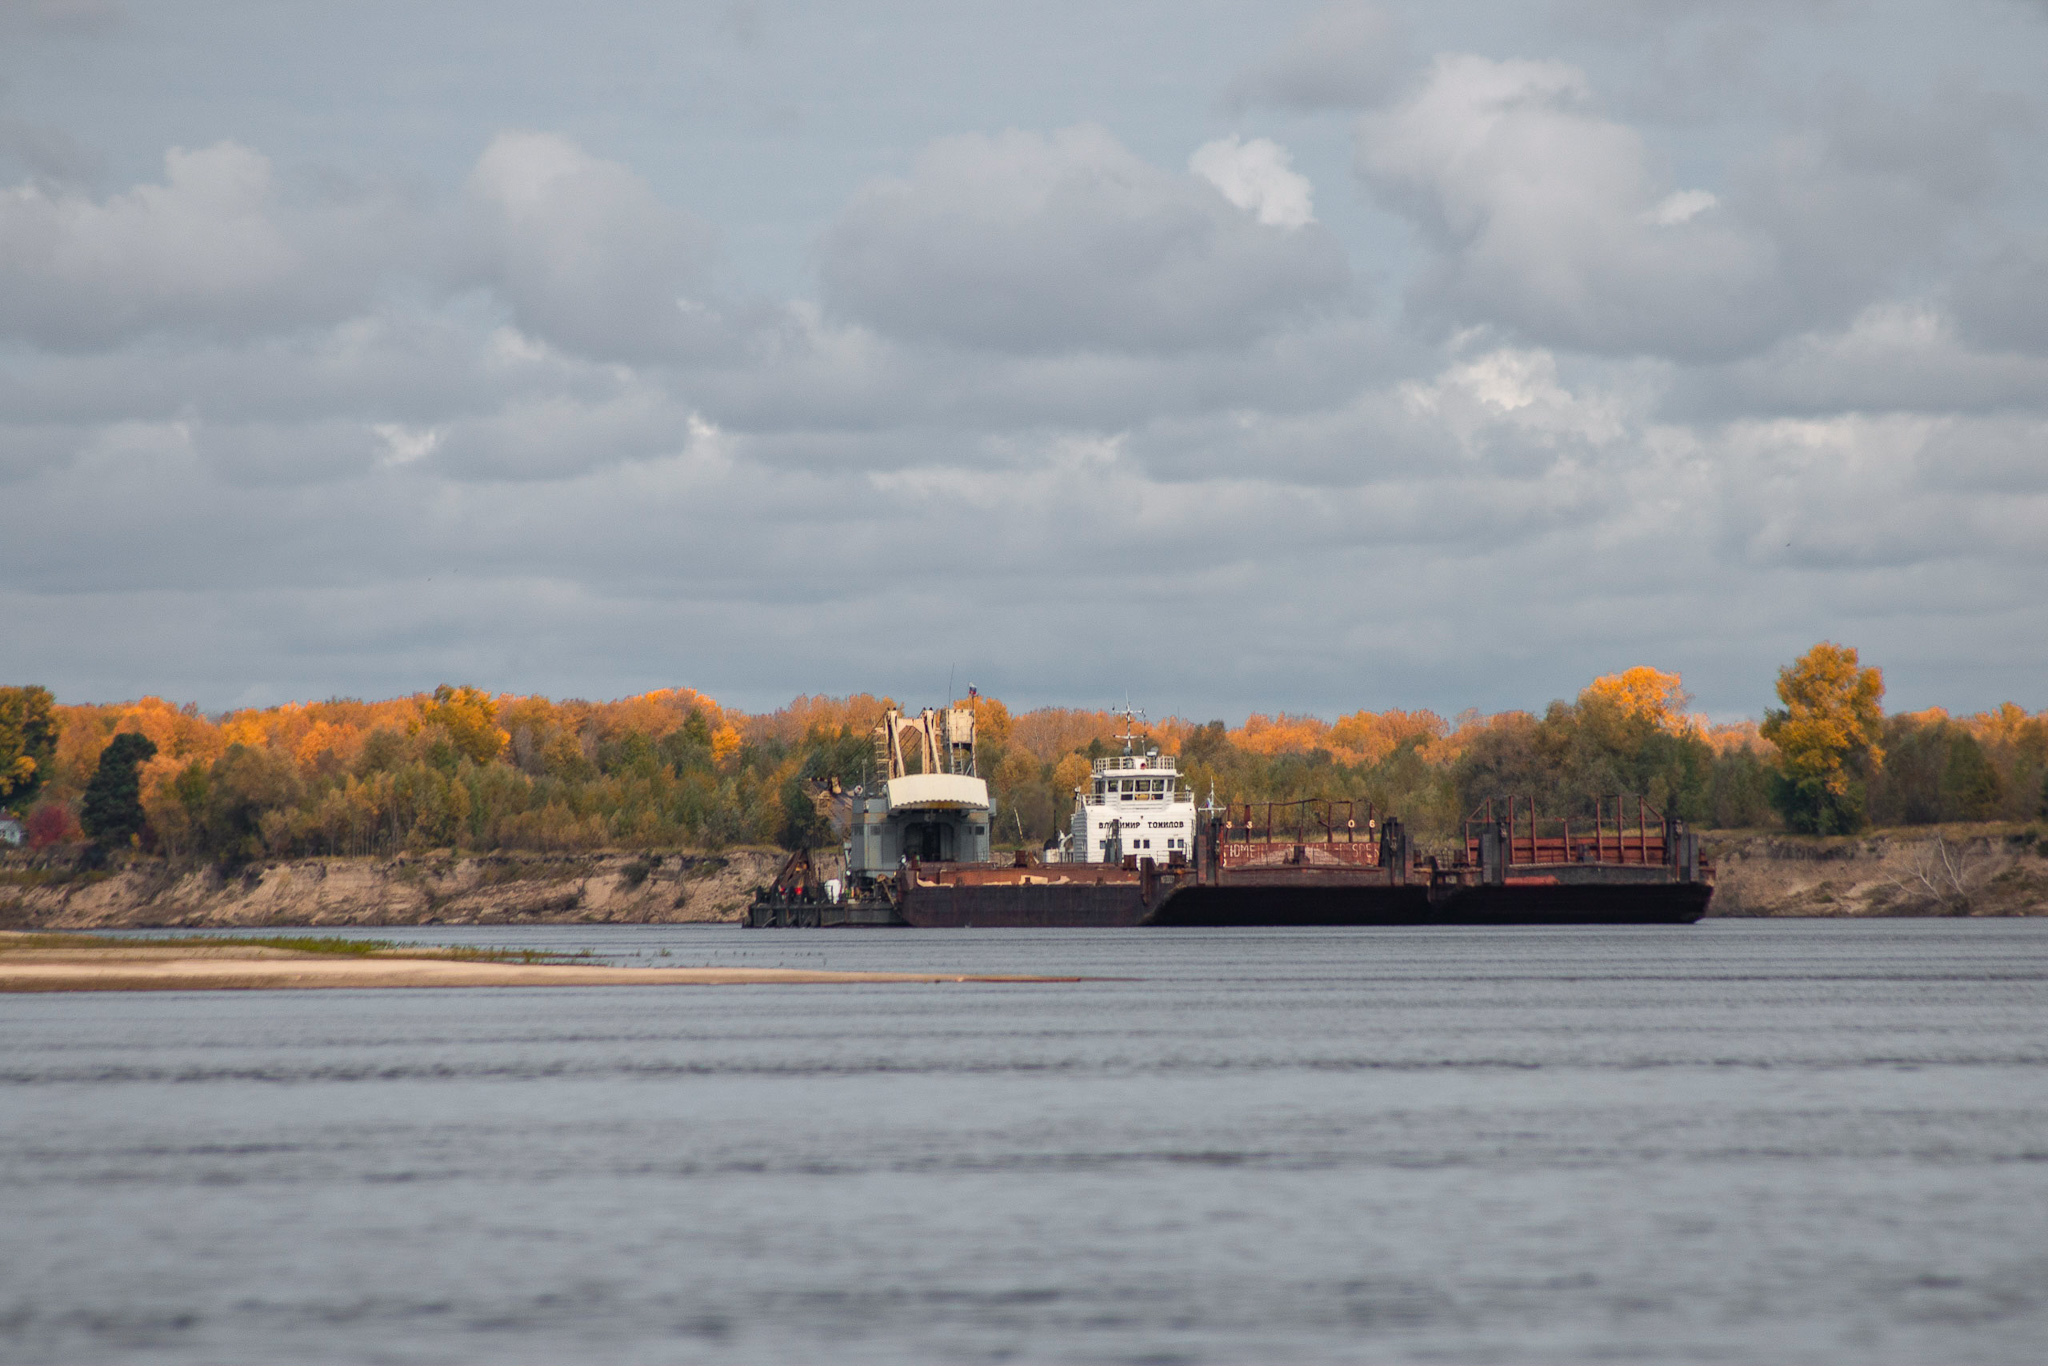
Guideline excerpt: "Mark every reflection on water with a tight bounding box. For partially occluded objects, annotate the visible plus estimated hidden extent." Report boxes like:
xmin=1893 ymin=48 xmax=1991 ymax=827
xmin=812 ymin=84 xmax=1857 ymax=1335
xmin=4 ymin=920 xmax=2046 ymax=1364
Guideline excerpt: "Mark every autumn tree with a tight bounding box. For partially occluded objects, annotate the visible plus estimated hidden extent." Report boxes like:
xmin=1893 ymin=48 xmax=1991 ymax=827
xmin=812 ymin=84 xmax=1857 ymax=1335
xmin=1567 ymin=669 xmax=1712 ymax=818
xmin=1761 ymin=642 xmax=1885 ymax=834
xmin=25 ymin=803 xmax=74 ymax=849
xmin=79 ymin=732 xmax=159 ymax=848
xmin=202 ymin=744 xmax=305 ymax=863
xmin=415 ymin=685 xmax=507 ymax=765
xmin=955 ymin=692 xmax=1013 ymax=754
xmin=1578 ymin=667 xmax=1694 ymax=731
xmin=0 ymin=685 xmax=59 ymax=813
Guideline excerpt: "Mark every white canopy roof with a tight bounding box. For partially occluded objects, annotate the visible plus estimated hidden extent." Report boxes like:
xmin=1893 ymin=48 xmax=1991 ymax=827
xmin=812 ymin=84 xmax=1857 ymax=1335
xmin=886 ymin=773 xmax=991 ymax=813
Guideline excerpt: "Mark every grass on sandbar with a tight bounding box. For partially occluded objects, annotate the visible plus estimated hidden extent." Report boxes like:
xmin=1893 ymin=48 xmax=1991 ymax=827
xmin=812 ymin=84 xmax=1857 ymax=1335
xmin=0 ymin=932 xmax=564 ymax=962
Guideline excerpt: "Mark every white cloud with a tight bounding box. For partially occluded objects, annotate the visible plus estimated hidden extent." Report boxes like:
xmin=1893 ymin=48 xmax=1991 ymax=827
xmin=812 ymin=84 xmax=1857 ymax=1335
xmin=1356 ymin=54 xmax=1781 ymax=359
xmin=373 ymin=423 xmax=442 ymax=468
xmin=1189 ymin=136 xmax=1315 ymax=229
xmin=1640 ymin=189 xmax=1718 ymax=227
xmin=1400 ymin=346 xmax=1631 ymax=461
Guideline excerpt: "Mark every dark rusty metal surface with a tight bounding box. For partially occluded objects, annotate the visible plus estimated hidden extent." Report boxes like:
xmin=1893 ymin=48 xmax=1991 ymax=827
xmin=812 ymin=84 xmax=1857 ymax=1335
xmin=897 ymin=879 xmax=1150 ymax=928
xmin=1218 ymin=841 xmax=1381 ymax=871
xmin=1461 ymin=794 xmax=1705 ymax=871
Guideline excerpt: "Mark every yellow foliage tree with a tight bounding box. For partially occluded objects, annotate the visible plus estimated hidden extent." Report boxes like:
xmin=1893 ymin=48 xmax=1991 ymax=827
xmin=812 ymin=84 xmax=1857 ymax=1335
xmin=1232 ymin=713 xmax=1332 ymax=756
xmin=1760 ymin=643 xmax=1885 ymax=833
xmin=1326 ymin=709 xmax=1449 ymax=766
xmin=1579 ymin=667 xmax=1697 ymax=733
xmin=711 ymin=722 xmax=743 ymax=765
xmin=1052 ymin=753 xmax=1092 ymax=798
xmin=597 ymin=687 xmax=727 ymax=743
xmin=955 ymin=693 xmax=1013 ymax=753
xmin=415 ymin=685 xmax=508 ymax=765
xmin=740 ymin=692 xmax=882 ymax=747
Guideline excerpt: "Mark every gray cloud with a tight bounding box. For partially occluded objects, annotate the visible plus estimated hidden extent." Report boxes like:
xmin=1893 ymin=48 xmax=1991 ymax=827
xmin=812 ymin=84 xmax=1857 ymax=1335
xmin=0 ymin=116 xmax=103 ymax=186
xmin=818 ymin=125 xmax=1352 ymax=354
xmin=1951 ymin=232 xmax=2048 ymax=354
xmin=1666 ymin=302 xmax=2048 ymax=420
xmin=428 ymin=385 xmax=698 ymax=482
xmin=0 ymin=142 xmax=415 ymax=350
xmin=2 ymin=2 xmax=2045 ymax=720
xmin=458 ymin=132 xmax=728 ymax=365
xmin=1546 ymin=0 xmax=1836 ymax=53
xmin=0 ymin=0 xmax=123 ymax=40
xmin=193 ymin=419 xmax=385 ymax=488
xmin=1730 ymin=76 xmax=2021 ymax=322
xmin=1223 ymin=1 xmax=1406 ymax=112
xmin=1706 ymin=411 xmax=2048 ymax=573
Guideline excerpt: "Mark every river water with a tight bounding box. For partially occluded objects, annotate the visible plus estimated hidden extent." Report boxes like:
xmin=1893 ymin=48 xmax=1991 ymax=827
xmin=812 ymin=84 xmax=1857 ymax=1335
xmin=3 ymin=920 xmax=2046 ymax=1364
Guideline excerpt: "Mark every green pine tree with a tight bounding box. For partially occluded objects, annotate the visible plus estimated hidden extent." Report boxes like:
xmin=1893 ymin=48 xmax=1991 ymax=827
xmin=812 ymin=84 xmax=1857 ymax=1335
xmin=80 ymin=732 xmax=159 ymax=848
xmin=775 ymin=775 xmax=831 ymax=852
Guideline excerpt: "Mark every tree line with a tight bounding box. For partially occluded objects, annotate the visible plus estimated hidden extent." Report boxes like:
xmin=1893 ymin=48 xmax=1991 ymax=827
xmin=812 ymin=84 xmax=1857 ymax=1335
xmin=2 ymin=648 xmax=2044 ymax=865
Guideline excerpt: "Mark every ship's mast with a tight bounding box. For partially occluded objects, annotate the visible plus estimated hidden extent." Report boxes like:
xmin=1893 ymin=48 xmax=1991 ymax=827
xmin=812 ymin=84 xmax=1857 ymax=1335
xmin=1110 ymin=701 xmax=1145 ymax=756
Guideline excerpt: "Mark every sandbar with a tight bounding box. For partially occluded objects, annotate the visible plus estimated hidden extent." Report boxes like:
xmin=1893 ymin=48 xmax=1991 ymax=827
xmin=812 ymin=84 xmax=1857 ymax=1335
xmin=0 ymin=942 xmax=1076 ymax=992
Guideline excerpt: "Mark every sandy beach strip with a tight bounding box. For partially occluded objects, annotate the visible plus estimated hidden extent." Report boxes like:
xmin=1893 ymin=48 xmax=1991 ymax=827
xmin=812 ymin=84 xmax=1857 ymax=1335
xmin=0 ymin=945 xmax=1077 ymax=992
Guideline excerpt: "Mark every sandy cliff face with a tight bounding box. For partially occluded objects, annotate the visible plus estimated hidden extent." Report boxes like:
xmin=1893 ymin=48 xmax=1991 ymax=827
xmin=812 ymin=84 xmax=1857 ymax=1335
xmin=0 ymin=849 xmax=789 ymax=930
xmin=1705 ymin=828 xmax=2048 ymax=917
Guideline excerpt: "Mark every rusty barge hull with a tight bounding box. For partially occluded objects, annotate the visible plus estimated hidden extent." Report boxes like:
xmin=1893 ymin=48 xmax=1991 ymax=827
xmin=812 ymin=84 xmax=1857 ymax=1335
xmin=889 ymin=880 xmax=1708 ymax=928
xmin=894 ymin=881 xmax=1150 ymax=928
xmin=1433 ymin=880 xmax=1711 ymax=923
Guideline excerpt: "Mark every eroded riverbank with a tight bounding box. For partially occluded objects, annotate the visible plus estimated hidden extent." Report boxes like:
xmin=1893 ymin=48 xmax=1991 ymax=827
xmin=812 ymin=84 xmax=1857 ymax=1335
xmin=3 ymin=826 xmax=2045 ymax=928
xmin=0 ymin=847 xmax=790 ymax=930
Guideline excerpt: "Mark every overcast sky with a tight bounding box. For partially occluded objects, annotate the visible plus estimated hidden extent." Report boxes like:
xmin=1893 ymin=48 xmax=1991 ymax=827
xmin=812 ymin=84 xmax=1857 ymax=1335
xmin=3 ymin=0 xmax=2045 ymax=721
